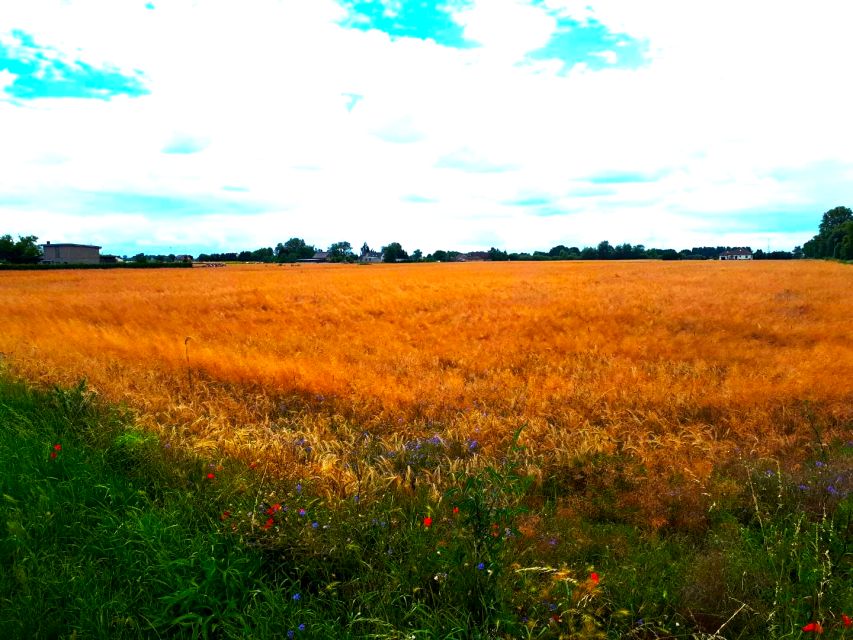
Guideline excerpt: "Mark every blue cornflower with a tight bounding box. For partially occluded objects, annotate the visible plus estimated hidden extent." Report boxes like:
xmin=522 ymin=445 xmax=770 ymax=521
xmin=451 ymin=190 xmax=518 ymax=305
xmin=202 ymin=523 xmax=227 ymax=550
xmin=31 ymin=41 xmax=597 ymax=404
xmin=296 ymin=482 xmax=302 ymax=493
xmin=476 ymin=562 xmax=485 ymax=571
xmin=815 ymin=461 xmax=826 ymax=468
xmin=298 ymin=623 xmax=305 ymax=631
xmin=287 ymin=631 xmax=294 ymax=639
xmin=827 ymin=485 xmax=839 ymax=496
xmin=292 ymin=593 xmax=301 ymax=601
xmin=312 ymin=521 xmax=319 ymax=528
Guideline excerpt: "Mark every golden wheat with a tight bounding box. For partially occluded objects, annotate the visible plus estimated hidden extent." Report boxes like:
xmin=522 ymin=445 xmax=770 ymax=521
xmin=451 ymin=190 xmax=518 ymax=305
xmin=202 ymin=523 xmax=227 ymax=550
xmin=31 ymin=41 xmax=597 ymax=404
xmin=2 ymin=261 xmax=851 ymax=505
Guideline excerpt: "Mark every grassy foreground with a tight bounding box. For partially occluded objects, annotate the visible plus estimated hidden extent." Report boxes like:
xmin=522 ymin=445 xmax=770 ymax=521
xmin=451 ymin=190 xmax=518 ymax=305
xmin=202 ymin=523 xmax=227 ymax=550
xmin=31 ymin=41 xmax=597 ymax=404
xmin=0 ymin=375 xmax=851 ymax=639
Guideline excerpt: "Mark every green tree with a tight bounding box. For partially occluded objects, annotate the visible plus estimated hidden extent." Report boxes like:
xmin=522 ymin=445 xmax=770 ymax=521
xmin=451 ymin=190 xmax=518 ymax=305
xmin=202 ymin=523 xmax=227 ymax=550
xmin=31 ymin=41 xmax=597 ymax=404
xmin=597 ymin=240 xmax=614 ymax=259
xmin=328 ymin=241 xmax=354 ymax=262
xmin=0 ymin=234 xmax=42 ymax=264
xmin=818 ymin=206 xmax=852 ymax=236
xmin=487 ymin=247 xmax=508 ymax=261
xmin=275 ymin=238 xmax=316 ymax=262
xmin=804 ymin=206 xmax=853 ymax=259
xmin=381 ymin=242 xmax=408 ymax=263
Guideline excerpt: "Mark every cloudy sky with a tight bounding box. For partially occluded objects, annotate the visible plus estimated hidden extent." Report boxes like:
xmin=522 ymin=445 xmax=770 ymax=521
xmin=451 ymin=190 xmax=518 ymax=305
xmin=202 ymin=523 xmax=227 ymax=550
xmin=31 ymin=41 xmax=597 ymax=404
xmin=1 ymin=0 xmax=851 ymax=256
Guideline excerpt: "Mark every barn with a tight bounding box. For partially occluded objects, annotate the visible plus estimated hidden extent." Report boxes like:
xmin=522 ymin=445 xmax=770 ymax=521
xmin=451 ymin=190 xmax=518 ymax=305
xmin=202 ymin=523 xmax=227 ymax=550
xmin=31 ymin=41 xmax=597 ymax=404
xmin=41 ymin=242 xmax=102 ymax=265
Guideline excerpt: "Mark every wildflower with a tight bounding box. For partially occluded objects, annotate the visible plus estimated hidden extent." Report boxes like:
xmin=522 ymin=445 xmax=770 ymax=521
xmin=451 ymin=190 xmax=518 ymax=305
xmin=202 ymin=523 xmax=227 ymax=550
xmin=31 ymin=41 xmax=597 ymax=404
xmin=298 ymin=623 xmax=305 ymax=631
xmin=802 ymin=622 xmax=823 ymax=633
xmin=296 ymin=482 xmax=302 ymax=493
xmin=50 ymin=452 xmax=57 ymax=459
xmin=54 ymin=444 xmax=62 ymax=451
xmin=842 ymin=614 xmax=852 ymax=628
xmin=827 ymin=485 xmax=839 ymax=496
xmin=452 ymin=506 xmax=459 ymax=515
xmin=815 ymin=461 xmax=826 ymax=468
xmin=287 ymin=631 xmax=294 ymax=639
xmin=206 ymin=473 xmax=215 ymax=480
xmin=590 ymin=572 xmax=600 ymax=584
xmin=265 ymin=503 xmax=282 ymax=515
xmin=298 ymin=508 xmax=306 ymax=517
xmin=423 ymin=516 xmax=432 ymax=528
xmin=312 ymin=521 xmax=319 ymax=529
xmin=221 ymin=511 xmax=231 ymax=520
xmin=292 ymin=593 xmax=301 ymax=601
xmin=263 ymin=517 xmax=274 ymax=530
xmin=476 ymin=562 xmax=485 ymax=571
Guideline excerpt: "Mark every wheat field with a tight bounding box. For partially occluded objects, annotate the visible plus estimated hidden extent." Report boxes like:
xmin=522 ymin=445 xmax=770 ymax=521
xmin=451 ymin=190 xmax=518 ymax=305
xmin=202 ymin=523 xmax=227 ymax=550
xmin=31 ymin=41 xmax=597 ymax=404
xmin=2 ymin=260 xmax=851 ymax=509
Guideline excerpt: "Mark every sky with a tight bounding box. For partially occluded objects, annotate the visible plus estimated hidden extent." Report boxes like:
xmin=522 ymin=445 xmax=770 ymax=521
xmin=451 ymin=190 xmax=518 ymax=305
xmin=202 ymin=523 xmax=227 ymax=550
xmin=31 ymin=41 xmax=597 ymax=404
xmin=1 ymin=0 xmax=852 ymax=257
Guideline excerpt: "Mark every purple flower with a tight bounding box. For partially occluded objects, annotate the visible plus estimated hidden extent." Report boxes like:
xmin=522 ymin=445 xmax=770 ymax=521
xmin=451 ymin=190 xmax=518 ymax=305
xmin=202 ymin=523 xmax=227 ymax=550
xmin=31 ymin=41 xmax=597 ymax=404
xmin=827 ymin=485 xmax=839 ymax=496
xmin=815 ymin=461 xmax=826 ymax=468
xmin=296 ymin=482 xmax=302 ymax=493
xmin=298 ymin=508 xmax=306 ymax=517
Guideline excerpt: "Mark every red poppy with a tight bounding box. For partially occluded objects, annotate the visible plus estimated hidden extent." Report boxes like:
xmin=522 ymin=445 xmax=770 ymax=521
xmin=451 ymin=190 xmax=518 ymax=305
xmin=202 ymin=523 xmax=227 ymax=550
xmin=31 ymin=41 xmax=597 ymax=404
xmin=842 ymin=614 xmax=852 ymax=628
xmin=266 ymin=504 xmax=281 ymax=515
xmin=50 ymin=452 xmax=57 ymax=459
xmin=802 ymin=622 xmax=823 ymax=633
xmin=590 ymin=572 xmax=600 ymax=584
xmin=263 ymin=517 xmax=274 ymax=530
xmin=206 ymin=473 xmax=215 ymax=480
xmin=452 ymin=506 xmax=459 ymax=515
xmin=220 ymin=511 xmax=231 ymax=520
xmin=53 ymin=444 xmax=62 ymax=451
xmin=423 ymin=516 xmax=432 ymax=528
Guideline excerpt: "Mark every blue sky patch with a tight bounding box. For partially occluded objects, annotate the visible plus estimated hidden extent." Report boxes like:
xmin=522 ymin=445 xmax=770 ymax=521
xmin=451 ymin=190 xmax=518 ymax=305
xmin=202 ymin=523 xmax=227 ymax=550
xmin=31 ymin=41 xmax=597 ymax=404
xmin=504 ymin=195 xmax=552 ymax=207
xmin=402 ymin=194 xmax=437 ymax=203
xmin=162 ymin=135 xmax=208 ymax=155
xmin=587 ymin=170 xmax=664 ymax=185
xmin=338 ymin=0 xmax=473 ymax=47
xmin=528 ymin=16 xmax=647 ymax=71
xmin=0 ymin=30 xmax=147 ymax=100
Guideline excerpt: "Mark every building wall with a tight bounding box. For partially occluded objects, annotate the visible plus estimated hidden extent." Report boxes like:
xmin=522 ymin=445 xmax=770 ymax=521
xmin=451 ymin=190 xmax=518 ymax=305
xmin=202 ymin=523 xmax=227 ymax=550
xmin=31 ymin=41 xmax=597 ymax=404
xmin=43 ymin=245 xmax=101 ymax=265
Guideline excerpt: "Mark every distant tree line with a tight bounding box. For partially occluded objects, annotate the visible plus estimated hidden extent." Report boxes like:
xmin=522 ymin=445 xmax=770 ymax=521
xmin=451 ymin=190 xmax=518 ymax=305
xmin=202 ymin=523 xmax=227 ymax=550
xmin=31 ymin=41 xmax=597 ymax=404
xmin=803 ymin=206 xmax=853 ymax=260
xmin=194 ymin=239 xmax=804 ymax=263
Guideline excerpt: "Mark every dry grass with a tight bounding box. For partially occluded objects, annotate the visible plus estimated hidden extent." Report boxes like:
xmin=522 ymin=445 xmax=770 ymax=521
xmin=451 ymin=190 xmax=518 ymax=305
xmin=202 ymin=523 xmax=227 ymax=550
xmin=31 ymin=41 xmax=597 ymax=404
xmin=2 ymin=260 xmax=851 ymax=511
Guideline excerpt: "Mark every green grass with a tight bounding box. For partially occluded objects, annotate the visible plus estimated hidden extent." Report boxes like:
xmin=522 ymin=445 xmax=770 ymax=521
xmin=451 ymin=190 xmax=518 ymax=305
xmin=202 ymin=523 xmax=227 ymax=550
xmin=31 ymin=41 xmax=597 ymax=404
xmin=1 ymin=375 xmax=851 ymax=638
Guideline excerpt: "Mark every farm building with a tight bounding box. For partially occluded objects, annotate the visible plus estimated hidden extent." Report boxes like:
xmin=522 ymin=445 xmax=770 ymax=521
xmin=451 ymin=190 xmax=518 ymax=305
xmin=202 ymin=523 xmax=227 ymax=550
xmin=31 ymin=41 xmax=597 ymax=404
xmin=40 ymin=242 xmax=101 ymax=265
xmin=718 ymin=249 xmax=753 ymax=261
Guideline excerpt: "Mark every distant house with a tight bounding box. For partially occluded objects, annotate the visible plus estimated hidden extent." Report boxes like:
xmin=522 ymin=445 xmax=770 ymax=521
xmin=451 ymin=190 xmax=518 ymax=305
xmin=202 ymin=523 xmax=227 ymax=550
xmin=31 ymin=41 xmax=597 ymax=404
xmin=175 ymin=254 xmax=194 ymax=263
xmin=297 ymin=251 xmax=330 ymax=263
xmin=360 ymin=251 xmax=383 ymax=263
xmin=40 ymin=241 xmax=101 ymax=265
xmin=718 ymin=248 xmax=753 ymax=261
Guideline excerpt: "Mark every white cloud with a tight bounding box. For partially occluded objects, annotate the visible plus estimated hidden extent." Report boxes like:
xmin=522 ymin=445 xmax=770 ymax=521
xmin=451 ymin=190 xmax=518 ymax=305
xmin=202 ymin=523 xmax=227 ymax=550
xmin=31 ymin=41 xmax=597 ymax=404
xmin=1 ymin=0 xmax=851 ymax=254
